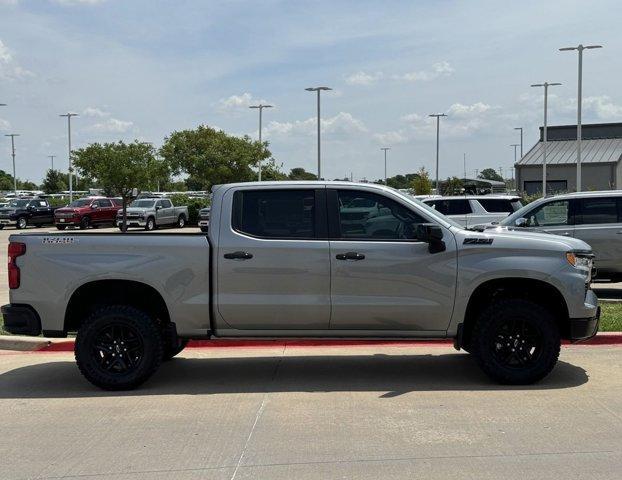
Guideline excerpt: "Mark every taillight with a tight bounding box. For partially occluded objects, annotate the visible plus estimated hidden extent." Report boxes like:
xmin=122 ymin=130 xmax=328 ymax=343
xmin=8 ymin=242 xmax=26 ymax=289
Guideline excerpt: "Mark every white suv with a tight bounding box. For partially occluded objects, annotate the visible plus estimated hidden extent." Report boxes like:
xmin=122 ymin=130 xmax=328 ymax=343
xmin=422 ymin=195 xmax=523 ymax=227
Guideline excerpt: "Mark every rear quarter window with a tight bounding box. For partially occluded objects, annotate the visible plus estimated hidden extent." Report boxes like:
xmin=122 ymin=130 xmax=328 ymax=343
xmin=478 ymin=199 xmax=516 ymax=213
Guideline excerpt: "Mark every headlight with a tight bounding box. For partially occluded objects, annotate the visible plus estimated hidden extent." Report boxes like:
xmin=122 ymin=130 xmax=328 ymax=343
xmin=566 ymin=252 xmax=594 ymax=280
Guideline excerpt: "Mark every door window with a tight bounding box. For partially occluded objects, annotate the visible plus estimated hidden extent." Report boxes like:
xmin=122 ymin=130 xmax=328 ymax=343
xmin=337 ymin=190 xmax=425 ymax=240
xmin=478 ymin=199 xmax=521 ymax=213
xmin=577 ymin=197 xmax=619 ymax=225
xmin=97 ymin=199 xmax=112 ymax=207
xmin=232 ymin=189 xmax=315 ymax=239
xmin=525 ymin=200 xmax=570 ymax=227
xmin=426 ymin=199 xmax=472 ymax=215
xmin=160 ymin=199 xmax=172 ymax=208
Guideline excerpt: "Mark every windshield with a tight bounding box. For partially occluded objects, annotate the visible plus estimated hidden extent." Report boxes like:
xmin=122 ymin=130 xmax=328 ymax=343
xmin=68 ymin=199 xmax=92 ymax=207
xmin=391 ymin=190 xmax=464 ymax=229
xmin=8 ymin=200 xmax=30 ymax=208
xmin=130 ymin=200 xmax=156 ymax=208
xmin=500 ymin=198 xmax=547 ymax=226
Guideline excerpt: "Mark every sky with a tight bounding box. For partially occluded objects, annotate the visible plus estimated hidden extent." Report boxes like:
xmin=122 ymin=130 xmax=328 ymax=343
xmin=0 ymin=0 xmax=622 ymax=184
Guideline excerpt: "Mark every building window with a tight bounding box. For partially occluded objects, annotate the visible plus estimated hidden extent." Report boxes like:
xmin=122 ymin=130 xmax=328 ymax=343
xmin=523 ymin=180 xmax=568 ymax=196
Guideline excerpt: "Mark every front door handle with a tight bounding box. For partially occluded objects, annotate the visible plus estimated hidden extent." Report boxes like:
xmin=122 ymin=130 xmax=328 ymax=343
xmin=336 ymin=252 xmax=365 ymax=261
xmin=224 ymin=251 xmax=253 ymax=260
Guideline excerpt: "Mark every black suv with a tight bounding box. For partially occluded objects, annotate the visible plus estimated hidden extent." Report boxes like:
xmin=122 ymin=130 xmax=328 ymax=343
xmin=0 ymin=198 xmax=56 ymax=229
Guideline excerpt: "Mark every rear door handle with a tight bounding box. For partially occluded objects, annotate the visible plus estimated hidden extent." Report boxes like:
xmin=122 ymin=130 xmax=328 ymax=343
xmin=224 ymin=251 xmax=253 ymax=260
xmin=336 ymin=252 xmax=365 ymax=261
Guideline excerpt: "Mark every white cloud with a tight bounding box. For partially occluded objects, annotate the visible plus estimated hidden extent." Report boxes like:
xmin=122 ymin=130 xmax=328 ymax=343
xmin=82 ymin=107 xmax=109 ymax=118
xmin=0 ymin=39 xmax=34 ymax=81
xmin=394 ymin=61 xmax=454 ymax=82
xmin=568 ymin=95 xmax=622 ymax=120
xmin=52 ymin=0 xmax=108 ymax=5
xmin=344 ymin=71 xmax=384 ymax=86
xmin=88 ymin=118 xmax=134 ymax=133
xmin=265 ymin=112 xmax=367 ymax=137
xmin=218 ymin=92 xmax=272 ymax=112
xmin=447 ymin=102 xmax=495 ymax=117
xmin=400 ymin=113 xmax=423 ymax=123
xmin=0 ymin=118 xmax=11 ymax=131
xmin=373 ymin=129 xmax=409 ymax=145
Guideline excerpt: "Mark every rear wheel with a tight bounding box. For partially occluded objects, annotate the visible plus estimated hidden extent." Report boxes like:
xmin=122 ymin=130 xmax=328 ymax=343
xmin=75 ymin=305 xmax=163 ymax=390
xmin=471 ymin=299 xmax=560 ymax=385
xmin=177 ymin=215 xmax=186 ymax=228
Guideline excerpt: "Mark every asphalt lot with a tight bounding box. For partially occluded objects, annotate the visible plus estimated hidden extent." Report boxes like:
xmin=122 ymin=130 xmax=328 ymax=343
xmin=0 ymin=344 xmax=620 ymax=479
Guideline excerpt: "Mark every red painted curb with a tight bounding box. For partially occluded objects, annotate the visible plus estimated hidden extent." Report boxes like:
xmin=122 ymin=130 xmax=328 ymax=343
xmin=31 ymin=333 xmax=622 ymax=352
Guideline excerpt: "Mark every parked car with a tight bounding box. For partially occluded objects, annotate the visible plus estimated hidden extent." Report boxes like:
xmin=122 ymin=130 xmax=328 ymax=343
xmin=2 ymin=182 xmax=599 ymax=390
xmin=0 ymin=198 xmax=56 ymax=229
xmin=494 ymin=190 xmax=622 ymax=282
xmin=54 ymin=197 xmax=122 ymax=230
xmin=422 ymin=195 xmax=523 ymax=228
xmin=117 ymin=197 xmax=189 ymax=231
xmin=198 ymin=206 xmax=210 ymax=232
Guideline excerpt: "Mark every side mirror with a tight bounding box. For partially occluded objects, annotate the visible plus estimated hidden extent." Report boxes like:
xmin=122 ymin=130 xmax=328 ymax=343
xmin=91 ymin=204 xmax=98 ymax=209
xmin=155 ymin=205 xmax=161 ymax=210
xmin=416 ymin=223 xmax=446 ymax=253
xmin=515 ymin=217 xmax=528 ymax=227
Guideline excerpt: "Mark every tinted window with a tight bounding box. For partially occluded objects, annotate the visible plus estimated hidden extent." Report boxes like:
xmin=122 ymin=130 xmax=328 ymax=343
xmin=130 ymin=200 xmax=156 ymax=208
xmin=525 ymin=200 xmax=569 ymax=227
xmin=337 ymin=190 xmax=425 ymax=240
xmin=426 ymin=199 xmax=471 ymax=215
xmin=160 ymin=199 xmax=172 ymax=208
xmin=478 ymin=199 xmax=518 ymax=213
xmin=233 ymin=190 xmax=315 ymax=238
xmin=69 ymin=199 xmax=92 ymax=207
xmin=97 ymin=199 xmax=112 ymax=207
xmin=578 ymin=198 xmax=619 ymax=225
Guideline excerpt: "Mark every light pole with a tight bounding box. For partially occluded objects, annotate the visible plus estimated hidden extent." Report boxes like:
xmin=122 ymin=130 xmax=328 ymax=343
xmin=48 ymin=155 xmax=56 ymax=171
xmin=59 ymin=113 xmax=78 ymax=201
xmin=5 ymin=134 xmax=20 ymax=195
xmin=429 ymin=113 xmax=447 ymax=194
xmin=249 ymin=103 xmax=273 ymax=181
xmin=514 ymin=127 xmax=523 ymax=159
xmin=531 ymin=83 xmax=562 ymax=197
xmin=305 ymin=86 xmax=332 ymax=179
xmin=380 ymin=147 xmax=390 ymax=184
xmin=510 ymin=144 xmax=520 ymax=189
xmin=559 ymin=44 xmax=602 ymax=191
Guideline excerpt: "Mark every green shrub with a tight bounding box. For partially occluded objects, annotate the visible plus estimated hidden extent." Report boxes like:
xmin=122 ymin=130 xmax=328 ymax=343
xmin=168 ymin=194 xmax=210 ymax=225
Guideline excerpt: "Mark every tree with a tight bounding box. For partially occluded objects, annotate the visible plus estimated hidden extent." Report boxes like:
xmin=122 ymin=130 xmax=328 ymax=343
xmin=410 ymin=167 xmax=432 ymax=195
xmin=159 ymin=125 xmax=271 ymax=190
xmin=0 ymin=170 xmax=13 ymax=191
xmin=478 ymin=168 xmax=504 ymax=182
xmin=288 ymin=167 xmax=317 ymax=180
xmin=442 ymin=176 xmax=464 ymax=195
xmin=72 ymin=141 xmax=169 ymax=231
xmin=41 ymin=169 xmax=68 ymax=193
xmin=260 ymin=159 xmax=288 ymax=181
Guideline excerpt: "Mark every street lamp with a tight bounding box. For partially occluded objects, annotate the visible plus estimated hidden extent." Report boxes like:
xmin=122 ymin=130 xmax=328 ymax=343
xmin=531 ymin=83 xmax=562 ymax=197
xmin=48 ymin=155 xmax=56 ymax=171
xmin=4 ymin=134 xmax=20 ymax=195
xmin=514 ymin=127 xmax=523 ymax=159
xmin=59 ymin=113 xmax=78 ymax=202
xmin=429 ymin=113 xmax=447 ymax=194
xmin=559 ymin=44 xmax=603 ymax=192
xmin=249 ymin=104 xmax=273 ymax=182
xmin=510 ymin=144 xmax=520 ymax=187
xmin=305 ymin=86 xmax=332 ymax=179
xmin=380 ymin=147 xmax=390 ymax=184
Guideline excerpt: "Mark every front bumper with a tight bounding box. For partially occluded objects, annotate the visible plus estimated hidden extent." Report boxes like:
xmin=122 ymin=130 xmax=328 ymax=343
xmin=116 ymin=219 xmax=146 ymax=227
xmin=198 ymin=220 xmax=209 ymax=227
xmin=0 ymin=218 xmax=18 ymax=226
xmin=55 ymin=218 xmax=80 ymax=225
xmin=1 ymin=304 xmax=42 ymax=336
xmin=569 ymin=306 xmax=601 ymax=342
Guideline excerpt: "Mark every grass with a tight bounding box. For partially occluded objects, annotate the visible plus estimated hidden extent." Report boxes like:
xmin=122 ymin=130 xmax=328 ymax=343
xmin=0 ymin=306 xmax=620 ymax=338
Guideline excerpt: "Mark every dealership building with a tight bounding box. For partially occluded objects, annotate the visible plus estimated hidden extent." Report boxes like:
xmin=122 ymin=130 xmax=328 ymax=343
xmin=515 ymin=122 xmax=622 ymax=195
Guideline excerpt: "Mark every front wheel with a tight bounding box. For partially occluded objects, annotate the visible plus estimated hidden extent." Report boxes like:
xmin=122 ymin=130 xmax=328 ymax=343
xmin=75 ymin=305 xmax=163 ymax=390
xmin=16 ymin=216 xmax=27 ymax=229
xmin=471 ymin=299 xmax=560 ymax=385
xmin=79 ymin=216 xmax=90 ymax=230
xmin=144 ymin=217 xmax=155 ymax=231
xmin=56 ymin=225 xmax=66 ymax=231
xmin=200 ymin=226 xmax=209 ymax=233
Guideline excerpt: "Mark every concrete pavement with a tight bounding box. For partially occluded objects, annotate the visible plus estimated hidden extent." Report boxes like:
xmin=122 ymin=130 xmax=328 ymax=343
xmin=0 ymin=344 xmax=621 ymax=479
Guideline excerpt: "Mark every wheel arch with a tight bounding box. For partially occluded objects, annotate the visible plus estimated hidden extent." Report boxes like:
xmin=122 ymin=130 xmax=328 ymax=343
xmin=460 ymin=277 xmax=570 ymax=349
xmin=64 ymin=279 xmax=171 ymax=333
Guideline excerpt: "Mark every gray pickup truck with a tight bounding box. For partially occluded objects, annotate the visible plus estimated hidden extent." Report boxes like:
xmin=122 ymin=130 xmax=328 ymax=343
xmin=117 ymin=197 xmax=188 ymax=231
xmin=2 ymin=182 xmax=599 ymax=390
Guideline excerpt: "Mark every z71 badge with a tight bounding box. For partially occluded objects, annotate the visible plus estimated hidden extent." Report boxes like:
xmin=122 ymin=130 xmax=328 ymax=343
xmin=42 ymin=237 xmax=77 ymax=244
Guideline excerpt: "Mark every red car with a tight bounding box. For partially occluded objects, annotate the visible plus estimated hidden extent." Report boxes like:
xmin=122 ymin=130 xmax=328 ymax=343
xmin=54 ymin=196 xmax=122 ymax=230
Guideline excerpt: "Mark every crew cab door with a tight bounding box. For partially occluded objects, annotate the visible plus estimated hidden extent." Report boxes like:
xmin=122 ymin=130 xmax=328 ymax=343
xmin=328 ymin=188 xmax=457 ymax=332
xmin=520 ymin=198 xmax=575 ymax=237
xmin=29 ymin=199 xmax=52 ymax=224
xmin=216 ymin=187 xmax=330 ymax=330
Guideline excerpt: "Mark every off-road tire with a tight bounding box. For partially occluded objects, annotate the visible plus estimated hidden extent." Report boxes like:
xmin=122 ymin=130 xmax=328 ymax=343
xmin=75 ymin=305 xmax=163 ymax=390
xmin=471 ymin=298 xmax=560 ymax=385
